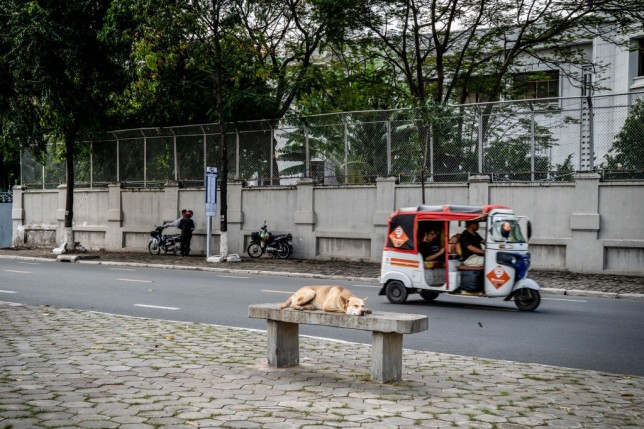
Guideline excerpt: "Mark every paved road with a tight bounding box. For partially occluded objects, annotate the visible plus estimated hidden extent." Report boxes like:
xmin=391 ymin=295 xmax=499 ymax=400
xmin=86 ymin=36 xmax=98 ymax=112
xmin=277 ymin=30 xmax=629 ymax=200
xmin=2 ymin=258 xmax=643 ymax=376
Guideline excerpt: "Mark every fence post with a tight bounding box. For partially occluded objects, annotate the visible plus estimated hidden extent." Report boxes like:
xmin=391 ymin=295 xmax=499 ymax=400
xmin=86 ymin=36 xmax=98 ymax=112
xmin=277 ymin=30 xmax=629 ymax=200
xmin=269 ymin=124 xmax=274 ymax=184
xmin=386 ymin=114 xmax=392 ymax=175
xmin=305 ymin=128 xmax=310 ymax=178
xmin=429 ymin=123 xmax=434 ymax=182
xmin=529 ymin=102 xmax=535 ymax=181
xmin=344 ymin=121 xmax=349 ymax=183
xmin=172 ymin=129 xmax=178 ymax=182
xmin=236 ymin=128 xmax=240 ymax=179
xmin=477 ymin=106 xmax=484 ymax=173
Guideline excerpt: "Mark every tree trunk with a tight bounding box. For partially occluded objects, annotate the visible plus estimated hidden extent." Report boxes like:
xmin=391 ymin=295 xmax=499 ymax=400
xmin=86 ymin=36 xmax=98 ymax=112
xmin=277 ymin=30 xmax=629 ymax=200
xmin=63 ymin=131 xmax=76 ymax=250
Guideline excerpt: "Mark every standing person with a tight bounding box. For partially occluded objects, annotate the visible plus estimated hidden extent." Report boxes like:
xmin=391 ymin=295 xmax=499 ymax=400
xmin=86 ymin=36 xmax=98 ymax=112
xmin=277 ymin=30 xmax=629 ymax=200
xmin=178 ymin=210 xmax=195 ymax=256
xmin=460 ymin=220 xmax=484 ymax=266
xmin=165 ymin=209 xmax=187 ymax=228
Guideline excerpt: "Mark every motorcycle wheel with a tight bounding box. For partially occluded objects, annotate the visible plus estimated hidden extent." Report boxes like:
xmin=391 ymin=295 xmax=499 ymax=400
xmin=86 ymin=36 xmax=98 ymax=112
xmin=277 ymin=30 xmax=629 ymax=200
xmin=148 ymin=240 xmax=161 ymax=255
xmin=514 ymin=289 xmax=541 ymax=311
xmin=276 ymin=242 xmax=291 ymax=259
xmin=247 ymin=242 xmax=263 ymax=258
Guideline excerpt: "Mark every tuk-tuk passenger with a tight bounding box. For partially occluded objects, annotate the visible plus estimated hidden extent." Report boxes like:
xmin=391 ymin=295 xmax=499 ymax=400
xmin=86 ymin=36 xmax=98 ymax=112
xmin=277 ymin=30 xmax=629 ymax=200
xmin=420 ymin=230 xmax=445 ymax=268
xmin=460 ymin=220 xmax=484 ymax=267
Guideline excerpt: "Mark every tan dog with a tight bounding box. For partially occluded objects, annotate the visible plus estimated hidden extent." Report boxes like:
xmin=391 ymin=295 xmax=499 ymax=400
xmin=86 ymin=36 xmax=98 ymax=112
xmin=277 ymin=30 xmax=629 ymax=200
xmin=280 ymin=285 xmax=372 ymax=316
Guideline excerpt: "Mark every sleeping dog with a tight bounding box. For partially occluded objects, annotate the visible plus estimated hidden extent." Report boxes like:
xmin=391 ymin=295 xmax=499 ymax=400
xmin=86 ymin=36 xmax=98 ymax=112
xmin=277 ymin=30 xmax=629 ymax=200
xmin=280 ymin=285 xmax=372 ymax=316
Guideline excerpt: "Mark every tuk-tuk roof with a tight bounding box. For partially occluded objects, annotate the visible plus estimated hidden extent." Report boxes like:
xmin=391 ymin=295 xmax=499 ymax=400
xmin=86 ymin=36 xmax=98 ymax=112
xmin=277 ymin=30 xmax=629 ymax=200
xmin=391 ymin=204 xmax=509 ymax=221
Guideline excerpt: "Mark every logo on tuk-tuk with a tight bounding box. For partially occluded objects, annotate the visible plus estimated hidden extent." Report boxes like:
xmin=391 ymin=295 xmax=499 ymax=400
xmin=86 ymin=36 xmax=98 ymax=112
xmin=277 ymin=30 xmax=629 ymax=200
xmin=487 ymin=265 xmax=511 ymax=289
xmin=389 ymin=225 xmax=409 ymax=248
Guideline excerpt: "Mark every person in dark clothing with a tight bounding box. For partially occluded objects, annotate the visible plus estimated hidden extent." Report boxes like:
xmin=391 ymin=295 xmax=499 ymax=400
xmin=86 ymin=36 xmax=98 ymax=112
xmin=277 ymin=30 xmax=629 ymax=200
xmin=178 ymin=210 xmax=195 ymax=256
xmin=419 ymin=230 xmax=445 ymax=268
xmin=460 ymin=220 xmax=484 ymax=266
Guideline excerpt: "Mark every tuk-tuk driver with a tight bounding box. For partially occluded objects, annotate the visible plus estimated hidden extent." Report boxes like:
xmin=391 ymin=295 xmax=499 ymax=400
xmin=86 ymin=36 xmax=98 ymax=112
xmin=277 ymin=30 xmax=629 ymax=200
xmin=420 ymin=230 xmax=446 ymax=268
xmin=460 ymin=220 xmax=485 ymax=266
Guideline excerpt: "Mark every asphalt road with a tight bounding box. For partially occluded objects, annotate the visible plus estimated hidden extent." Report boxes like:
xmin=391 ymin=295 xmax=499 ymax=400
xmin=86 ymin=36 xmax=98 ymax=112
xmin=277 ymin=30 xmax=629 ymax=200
xmin=1 ymin=258 xmax=643 ymax=376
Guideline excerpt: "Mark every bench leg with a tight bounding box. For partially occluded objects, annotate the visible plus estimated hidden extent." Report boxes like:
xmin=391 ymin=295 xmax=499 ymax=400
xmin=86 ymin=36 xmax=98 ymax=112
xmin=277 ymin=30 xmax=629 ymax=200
xmin=371 ymin=331 xmax=403 ymax=383
xmin=266 ymin=320 xmax=299 ymax=367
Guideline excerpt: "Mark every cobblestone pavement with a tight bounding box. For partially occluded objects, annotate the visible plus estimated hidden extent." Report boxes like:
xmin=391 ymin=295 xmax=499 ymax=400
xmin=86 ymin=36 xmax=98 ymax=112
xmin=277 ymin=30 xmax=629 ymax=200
xmin=1 ymin=247 xmax=643 ymax=296
xmin=1 ymin=301 xmax=642 ymax=429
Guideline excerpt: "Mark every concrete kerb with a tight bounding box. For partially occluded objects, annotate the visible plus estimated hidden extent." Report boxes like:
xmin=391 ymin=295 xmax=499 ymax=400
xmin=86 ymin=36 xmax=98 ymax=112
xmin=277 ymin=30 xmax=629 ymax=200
xmin=1 ymin=254 xmax=643 ymax=300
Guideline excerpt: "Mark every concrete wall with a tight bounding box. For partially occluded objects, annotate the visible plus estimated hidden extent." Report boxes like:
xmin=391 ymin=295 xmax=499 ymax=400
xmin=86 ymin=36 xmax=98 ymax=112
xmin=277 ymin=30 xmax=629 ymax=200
xmin=11 ymin=174 xmax=644 ymax=276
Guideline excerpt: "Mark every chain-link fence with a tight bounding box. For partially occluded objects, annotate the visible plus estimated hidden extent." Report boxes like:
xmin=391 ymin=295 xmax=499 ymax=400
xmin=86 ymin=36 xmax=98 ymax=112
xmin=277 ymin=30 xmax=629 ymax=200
xmin=20 ymin=92 xmax=644 ymax=189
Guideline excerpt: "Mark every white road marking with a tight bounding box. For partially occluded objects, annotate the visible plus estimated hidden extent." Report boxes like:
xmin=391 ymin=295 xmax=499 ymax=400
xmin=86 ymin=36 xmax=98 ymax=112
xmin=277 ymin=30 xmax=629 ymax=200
xmin=352 ymin=284 xmax=380 ymax=288
xmin=543 ymin=297 xmax=587 ymax=303
xmin=262 ymin=290 xmax=293 ymax=294
xmin=117 ymin=278 xmax=153 ymax=283
xmin=109 ymin=268 xmax=137 ymax=271
xmin=0 ymin=290 xmax=17 ymax=294
xmin=219 ymin=275 xmax=250 ymax=279
xmin=17 ymin=262 xmax=40 ymax=265
xmin=3 ymin=270 xmax=31 ymax=274
xmin=134 ymin=304 xmax=179 ymax=310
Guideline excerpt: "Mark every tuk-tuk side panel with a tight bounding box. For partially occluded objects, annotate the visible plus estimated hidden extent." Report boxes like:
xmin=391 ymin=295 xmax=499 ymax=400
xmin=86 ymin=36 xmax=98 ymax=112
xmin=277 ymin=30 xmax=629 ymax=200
xmin=384 ymin=213 xmax=416 ymax=252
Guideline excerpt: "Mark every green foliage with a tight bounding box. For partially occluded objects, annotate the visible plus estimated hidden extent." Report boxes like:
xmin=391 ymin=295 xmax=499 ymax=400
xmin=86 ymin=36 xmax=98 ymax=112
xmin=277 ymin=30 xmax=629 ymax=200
xmin=601 ymin=99 xmax=644 ymax=178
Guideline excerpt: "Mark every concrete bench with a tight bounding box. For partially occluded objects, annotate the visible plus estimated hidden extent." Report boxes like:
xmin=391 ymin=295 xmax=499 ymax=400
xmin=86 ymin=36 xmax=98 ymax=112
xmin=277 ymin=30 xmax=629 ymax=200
xmin=248 ymin=303 xmax=428 ymax=383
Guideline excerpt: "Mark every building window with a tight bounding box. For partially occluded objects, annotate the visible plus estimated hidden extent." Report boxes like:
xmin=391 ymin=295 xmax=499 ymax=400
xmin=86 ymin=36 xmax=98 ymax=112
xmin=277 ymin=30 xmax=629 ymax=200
xmin=512 ymin=71 xmax=560 ymax=100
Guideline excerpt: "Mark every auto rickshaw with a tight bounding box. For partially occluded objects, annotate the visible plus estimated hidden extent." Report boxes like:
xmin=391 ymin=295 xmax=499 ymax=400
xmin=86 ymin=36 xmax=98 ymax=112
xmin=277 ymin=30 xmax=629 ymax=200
xmin=378 ymin=204 xmax=541 ymax=311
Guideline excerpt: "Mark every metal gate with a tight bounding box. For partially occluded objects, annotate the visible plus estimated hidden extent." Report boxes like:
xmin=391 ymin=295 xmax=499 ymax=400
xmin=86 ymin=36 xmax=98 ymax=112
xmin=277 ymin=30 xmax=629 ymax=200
xmin=0 ymin=192 xmax=12 ymax=248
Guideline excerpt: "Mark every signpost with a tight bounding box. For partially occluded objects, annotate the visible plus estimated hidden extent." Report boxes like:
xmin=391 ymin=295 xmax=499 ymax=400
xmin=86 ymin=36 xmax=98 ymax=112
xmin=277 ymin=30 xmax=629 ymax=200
xmin=205 ymin=167 xmax=218 ymax=258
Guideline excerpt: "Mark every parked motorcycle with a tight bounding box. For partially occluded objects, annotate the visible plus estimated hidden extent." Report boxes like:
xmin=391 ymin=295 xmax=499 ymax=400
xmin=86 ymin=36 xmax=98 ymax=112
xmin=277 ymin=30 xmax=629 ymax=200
xmin=247 ymin=222 xmax=293 ymax=259
xmin=148 ymin=226 xmax=181 ymax=255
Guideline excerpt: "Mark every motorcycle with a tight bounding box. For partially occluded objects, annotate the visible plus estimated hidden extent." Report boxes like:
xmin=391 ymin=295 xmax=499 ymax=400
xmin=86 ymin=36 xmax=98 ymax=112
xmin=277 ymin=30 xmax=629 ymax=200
xmin=247 ymin=222 xmax=293 ymax=259
xmin=148 ymin=225 xmax=181 ymax=255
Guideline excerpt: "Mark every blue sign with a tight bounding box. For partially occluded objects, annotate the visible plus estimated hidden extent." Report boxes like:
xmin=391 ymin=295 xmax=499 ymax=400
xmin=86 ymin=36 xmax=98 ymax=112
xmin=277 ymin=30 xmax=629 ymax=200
xmin=205 ymin=167 xmax=218 ymax=217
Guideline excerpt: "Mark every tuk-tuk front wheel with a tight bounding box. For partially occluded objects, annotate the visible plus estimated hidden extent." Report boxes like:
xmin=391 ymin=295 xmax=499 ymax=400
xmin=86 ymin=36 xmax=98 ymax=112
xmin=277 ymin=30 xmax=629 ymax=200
xmin=513 ymin=288 xmax=541 ymax=311
xmin=386 ymin=280 xmax=408 ymax=304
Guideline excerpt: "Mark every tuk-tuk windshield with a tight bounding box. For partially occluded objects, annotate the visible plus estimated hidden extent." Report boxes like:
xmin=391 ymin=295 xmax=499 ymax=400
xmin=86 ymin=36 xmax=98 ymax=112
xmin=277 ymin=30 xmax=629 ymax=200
xmin=491 ymin=219 xmax=526 ymax=243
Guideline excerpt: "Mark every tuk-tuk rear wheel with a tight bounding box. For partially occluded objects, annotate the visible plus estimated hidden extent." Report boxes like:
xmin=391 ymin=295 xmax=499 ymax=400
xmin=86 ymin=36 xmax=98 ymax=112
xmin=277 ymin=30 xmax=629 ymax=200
xmin=419 ymin=290 xmax=440 ymax=301
xmin=514 ymin=288 xmax=541 ymax=311
xmin=386 ymin=280 xmax=408 ymax=304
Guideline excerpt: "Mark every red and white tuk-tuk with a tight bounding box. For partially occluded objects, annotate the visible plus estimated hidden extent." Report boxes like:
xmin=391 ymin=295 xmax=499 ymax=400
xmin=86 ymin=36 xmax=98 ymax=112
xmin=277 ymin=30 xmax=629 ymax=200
xmin=378 ymin=204 xmax=541 ymax=311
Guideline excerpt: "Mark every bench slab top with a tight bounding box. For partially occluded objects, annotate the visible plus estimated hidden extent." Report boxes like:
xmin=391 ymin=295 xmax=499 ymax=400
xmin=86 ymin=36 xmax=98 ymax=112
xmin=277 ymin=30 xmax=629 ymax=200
xmin=248 ymin=303 xmax=428 ymax=334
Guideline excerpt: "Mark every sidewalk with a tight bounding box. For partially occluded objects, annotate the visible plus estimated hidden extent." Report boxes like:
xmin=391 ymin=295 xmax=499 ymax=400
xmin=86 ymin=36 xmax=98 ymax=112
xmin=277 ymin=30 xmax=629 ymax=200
xmin=1 ymin=301 xmax=642 ymax=429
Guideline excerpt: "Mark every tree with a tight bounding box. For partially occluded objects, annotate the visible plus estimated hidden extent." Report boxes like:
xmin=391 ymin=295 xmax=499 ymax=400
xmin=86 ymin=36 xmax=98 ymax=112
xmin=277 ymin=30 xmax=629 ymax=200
xmin=601 ymin=98 xmax=644 ymax=179
xmin=4 ymin=0 xmax=125 ymax=250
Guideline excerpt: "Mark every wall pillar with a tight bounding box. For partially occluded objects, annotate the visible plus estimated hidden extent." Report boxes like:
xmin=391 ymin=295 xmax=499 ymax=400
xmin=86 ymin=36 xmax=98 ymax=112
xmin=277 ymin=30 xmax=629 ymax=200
xmin=567 ymin=173 xmax=602 ymax=272
xmin=162 ymin=181 xmax=180 ymax=223
xmin=106 ymin=183 xmax=123 ymax=249
xmin=11 ymin=185 xmax=25 ymax=247
xmin=226 ymin=180 xmax=244 ymax=254
xmin=294 ymin=178 xmax=316 ymax=259
xmin=371 ymin=177 xmax=397 ymax=262
xmin=56 ymin=184 xmax=67 ymax=245
xmin=468 ymin=174 xmax=491 ymax=206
